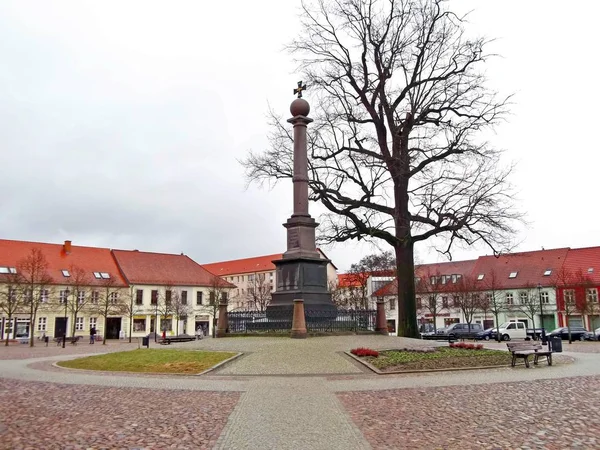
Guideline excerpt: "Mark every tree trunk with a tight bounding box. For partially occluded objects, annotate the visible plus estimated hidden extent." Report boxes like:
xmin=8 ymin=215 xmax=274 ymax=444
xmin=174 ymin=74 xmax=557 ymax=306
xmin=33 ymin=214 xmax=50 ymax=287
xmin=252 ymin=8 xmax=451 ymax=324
xmin=4 ymin=315 xmax=11 ymax=346
xmin=29 ymin=310 xmax=37 ymax=347
xmin=395 ymin=243 xmax=418 ymax=338
xmin=129 ymin=315 xmax=132 ymax=343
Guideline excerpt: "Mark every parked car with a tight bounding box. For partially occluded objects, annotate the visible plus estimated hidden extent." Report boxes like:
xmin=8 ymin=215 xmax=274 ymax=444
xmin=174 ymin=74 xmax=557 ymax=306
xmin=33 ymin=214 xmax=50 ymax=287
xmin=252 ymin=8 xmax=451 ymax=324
xmin=595 ymin=327 xmax=600 ymax=341
xmin=475 ymin=327 xmax=498 ymax=341
xmin=435 ymin=323 xmax=483 ymax=340
xmin=547 ymin=326 xmax=589 ymax=341
xmin=497 ymin=321 xmax=527 ymax=341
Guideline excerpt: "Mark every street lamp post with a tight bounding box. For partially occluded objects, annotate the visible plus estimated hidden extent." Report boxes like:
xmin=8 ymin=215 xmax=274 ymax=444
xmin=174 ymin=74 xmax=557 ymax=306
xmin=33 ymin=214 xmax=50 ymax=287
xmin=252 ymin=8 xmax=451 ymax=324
xmin=537 ymin=283 xmax=546 ymax=344
xmin=154 ymin=301 xmax=158 ymax=343
xmin=62 ymin=289 xmax=69 ymax=349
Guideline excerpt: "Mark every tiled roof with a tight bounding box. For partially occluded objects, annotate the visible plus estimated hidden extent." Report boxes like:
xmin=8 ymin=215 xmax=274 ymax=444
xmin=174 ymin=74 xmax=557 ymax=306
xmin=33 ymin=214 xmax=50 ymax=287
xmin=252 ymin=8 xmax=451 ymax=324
xmin=0 ymin=239 xmax=127 ymax=287
xmin=202 ymin=249 xmax=336 ymax=277
xmin=338 ymin=270 xmax=395 ymax=288
xmin=562 ymin=246 xmax=600 ymax=285
xmin=112 ymin=250 xmax=234 ymax=288
xmin=471 ymin=248 xmax=570 ymax=289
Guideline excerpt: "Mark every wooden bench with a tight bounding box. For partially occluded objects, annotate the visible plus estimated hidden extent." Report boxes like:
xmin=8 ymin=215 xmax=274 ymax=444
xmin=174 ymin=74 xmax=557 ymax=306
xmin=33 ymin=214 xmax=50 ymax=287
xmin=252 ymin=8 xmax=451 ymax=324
xmin=158 ymin=336 xmax=196 ymax=345
xmin=507 ymin=342 xmax=552 ymax=368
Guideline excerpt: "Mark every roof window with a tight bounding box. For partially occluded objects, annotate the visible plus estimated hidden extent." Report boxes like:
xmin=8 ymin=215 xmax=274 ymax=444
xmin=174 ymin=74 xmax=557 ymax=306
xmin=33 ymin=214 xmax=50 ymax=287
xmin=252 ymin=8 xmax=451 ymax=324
xmin=9 ymin=267 xmax=16 ymax=274
xmin=93 ymin=272 xmax=102 ymax=279
xmin=100 ymin=272 xmax=110 ymax=279
xmin=509 ymin=271 xmax=518 ymax=279
xmin=588 ymin=268 xmax=594 ymax=273
xmin=62 ymin=269 xmax=70 ymax=277
xmin=0 ymin=267 xmax=9 ymax=274
xmin=477 ymin=274 xmax=484 ymax=280
xmin=543 ymin=269 xmax=552 ymax=276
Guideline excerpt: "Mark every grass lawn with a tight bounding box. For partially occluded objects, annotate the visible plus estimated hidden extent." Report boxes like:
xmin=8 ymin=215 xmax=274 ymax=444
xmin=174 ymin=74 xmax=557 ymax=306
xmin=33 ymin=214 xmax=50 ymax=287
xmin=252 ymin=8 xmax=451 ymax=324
xmin=57 ymin=349 xmax=237 ymax=374
xmin=363 ymin=347 xmax=512 ymax=372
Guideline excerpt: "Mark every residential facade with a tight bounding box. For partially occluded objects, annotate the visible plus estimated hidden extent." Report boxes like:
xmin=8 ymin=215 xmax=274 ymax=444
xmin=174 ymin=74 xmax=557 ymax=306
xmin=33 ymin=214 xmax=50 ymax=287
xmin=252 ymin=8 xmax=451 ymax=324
xmin=202 ymin=250 xmax=338 ymax=311
xmin=0 ymin=239 xmax=234 ymax=342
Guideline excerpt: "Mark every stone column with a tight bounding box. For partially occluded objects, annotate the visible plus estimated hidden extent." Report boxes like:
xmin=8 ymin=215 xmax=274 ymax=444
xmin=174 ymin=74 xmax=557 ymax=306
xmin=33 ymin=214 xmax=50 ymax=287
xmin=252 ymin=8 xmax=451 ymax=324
xmin=375 ymin=299 xmax=388 ymax=335
xmin=290 ymin=299 xmax=307 ymax=339
xmin=216 ymin=300 xmax=229 ymax=338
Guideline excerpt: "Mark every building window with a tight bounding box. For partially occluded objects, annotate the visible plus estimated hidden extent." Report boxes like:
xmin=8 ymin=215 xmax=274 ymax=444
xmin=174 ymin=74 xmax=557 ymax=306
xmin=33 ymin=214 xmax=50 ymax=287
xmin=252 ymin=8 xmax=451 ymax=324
xmin=181 ymin=290 xmax=188 ymax=305
xmin=165 ymin=290 xmax=172 ymax=305
xmin=133 ymin=318 xmax=146 ymax=332
xmin=540 ymin=291 xmax=550 ymax=304
xmin=477 ymin=274 xmax=484 ymax=281
xmin=505 ymin=293 xmax=514 ymax=305
xmin=0 ymin=267 xmax=9 ymax=274
xmin=41 ymin=289 xmax=49 ymax=303
xmin=543 ymin=269 xmax=552 ymax=276
xmin=109 ymin=292 xmax=118 ymax=304
xmin=430 ymin=276 xmax=436 ymax=285
xmin=442 ymin=296 xmax=449 ymax=308
xmin=89 ymin=317 xmax=97 ymax=329
xmin=452 ymin=295 xmax=461 ymax=307
xmin=151 ymin=290 xmax=158 ymax=305
xmin=75 ymin=317 xmax=84 ymax=331
xmin=509 ymin=272 xmax=518 ymax=279
xmin=37 ymin=317 xmax=47 ymax=331
xmin=100 ymin=272 xmax=110 ymax=279
xmin=93 ymin=272 xmax=102 ymax=279
xmin=136 ymin=289 xmax=143 ymax=305
xmin=248 ymin=274 xmax=255 ymax=283
xmin=196 ymin=291 xmax=203 ymax=306
xmin=78 ymin=291 xmax=86 ymax=304
xmin=59 ymin=290 xmax=69 ymax=304
xmin=160 ymin=317 xmax=172 ymax=332
xmin=428 ymin=295 xmax=436 ymax=309
xmin=564 ymin=289 xmax=575 ymax=305
xmin=519 ymin=292 xmax=528 ymax=304
xmin=61 ymin=269 xmax=70 ymax=277
xmin=91 ymin=291 xmax=99 ymax=304
xmin=587 ymin=288 xmax=598 ymax=303
xmin=416 ymin=297 xmax=422 ymax=309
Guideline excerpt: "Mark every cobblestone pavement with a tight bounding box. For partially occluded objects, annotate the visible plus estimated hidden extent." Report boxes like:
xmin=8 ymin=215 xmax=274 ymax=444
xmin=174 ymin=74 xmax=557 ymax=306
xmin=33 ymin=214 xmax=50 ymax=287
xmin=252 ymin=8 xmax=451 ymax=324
xmin=0 ymin=378 xmax=239 ymax=450
xmin=0 ymin=339 xmax=141 ymax=360
xmin=1 ymin=335 xmax=600 ymax=449
xmin=338 ymin=375 xmax=600 ymax=450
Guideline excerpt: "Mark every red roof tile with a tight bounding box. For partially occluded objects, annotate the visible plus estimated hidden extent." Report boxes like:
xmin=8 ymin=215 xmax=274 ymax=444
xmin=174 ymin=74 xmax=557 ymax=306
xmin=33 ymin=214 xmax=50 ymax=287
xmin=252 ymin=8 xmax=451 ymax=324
xmin=112 ymin=250 xmax=233 ymax=288
xmin=562 ymin=247 xmax=600 ymax=285
xmin=0 ymin=239 xmax=127 ymax=287
xmin=471 ymin=248 xmax=570 ymax=289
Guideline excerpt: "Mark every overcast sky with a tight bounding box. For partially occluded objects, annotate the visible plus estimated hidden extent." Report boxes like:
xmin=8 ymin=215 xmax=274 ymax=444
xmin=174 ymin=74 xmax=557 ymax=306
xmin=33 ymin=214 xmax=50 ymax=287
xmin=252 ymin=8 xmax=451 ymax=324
xmin=0 ymin=1 xmax=598 ymax=273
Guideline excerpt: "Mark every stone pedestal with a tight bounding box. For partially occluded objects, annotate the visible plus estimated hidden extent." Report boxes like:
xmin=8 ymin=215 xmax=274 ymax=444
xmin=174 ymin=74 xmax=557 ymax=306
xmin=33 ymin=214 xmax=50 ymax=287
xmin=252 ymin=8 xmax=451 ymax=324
xmin=290 ymin=299 xmax=307 ymax=339
xmin=216 ymin=301 xmax=229 ymax=338
xmin=266 ymin=95 xmax=337 ymax=322
xmin=375 ymin=299 xmax=388 ymax=335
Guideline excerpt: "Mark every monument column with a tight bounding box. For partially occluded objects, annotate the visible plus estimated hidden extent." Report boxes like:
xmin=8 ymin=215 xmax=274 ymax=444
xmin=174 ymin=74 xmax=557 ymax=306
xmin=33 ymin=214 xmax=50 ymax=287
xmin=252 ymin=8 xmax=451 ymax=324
xmin=267 ymin=82 xmax=337 ymax=320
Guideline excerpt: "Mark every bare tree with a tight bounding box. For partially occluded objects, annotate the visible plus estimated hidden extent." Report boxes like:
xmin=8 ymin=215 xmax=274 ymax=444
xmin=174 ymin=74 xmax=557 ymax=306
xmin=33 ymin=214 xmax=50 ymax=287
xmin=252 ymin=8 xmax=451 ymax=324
xmin=344 ymin=252 xmax=395 ymax=309
xmin=510 ymin=284 xmax=543 ymax=337
xmin=171 ymin=288 xmax=192 ymax=335
xmin=483 ymin=269 xmax=506 ymax=342
xmin=64 ymin=265 xmax=91 ymax=337
xmin=242 ymin=0 xmax=520 ymax=337
xmin=14 ymin=248 xmax=54 ymax=347
xmin=329 ymin=280 xmax=347 ymax=307
xmin=122 ymin=287 xmax=142 ymax=343
xmin=451 ymin=275 xmax=481 ymax=332
xmin=247 ymin=273 xmax=272 ymax=312
xmin=0 ymin=273 xmax=23 ymax=346
xmin=93 ymin=277 xmax=124 ymax=344
xmin=204 ymin=275 xmax=230 ymax=337
xmin=157 ymin=284 xmax=174 ymax=335
xmin=415 ymin=269 xmax=446 ymax=333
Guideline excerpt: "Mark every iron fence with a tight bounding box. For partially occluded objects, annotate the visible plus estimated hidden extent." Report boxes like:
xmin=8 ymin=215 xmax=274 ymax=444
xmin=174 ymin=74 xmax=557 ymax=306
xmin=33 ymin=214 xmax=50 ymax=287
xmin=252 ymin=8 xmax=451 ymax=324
xmin=227 ymin=309 xmax=376 ymax=334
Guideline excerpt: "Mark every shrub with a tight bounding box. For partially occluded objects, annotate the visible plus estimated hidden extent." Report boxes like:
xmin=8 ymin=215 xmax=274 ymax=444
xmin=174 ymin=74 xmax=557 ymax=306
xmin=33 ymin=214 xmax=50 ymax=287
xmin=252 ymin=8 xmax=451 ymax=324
xmin=351 ymin=347 xmax=379 ymax=357
xmin=449 ymin=342 xmax=484 ymax=350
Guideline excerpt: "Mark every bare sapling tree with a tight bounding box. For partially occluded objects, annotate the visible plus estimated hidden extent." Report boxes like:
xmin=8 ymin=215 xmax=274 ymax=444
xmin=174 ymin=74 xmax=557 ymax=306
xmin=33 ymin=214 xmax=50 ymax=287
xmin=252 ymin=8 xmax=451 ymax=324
xmin=248 ymin=273 xmax=272 ymax=312
xmin=415 ymin=269 xmax=446 ymax=333
xmin=328 ymin=280 xmax=347 ymax=307
xmin=451 ymin=275 xmax=481 ymax=332
xmin=122 ymin=287 xmax=142 ymax=343
xmin=552 ymin=267 xmax=587 ymax=344
xmin=242 ymin=0 xmax=520 ymax=337
xmin=205 ymin=275 xmax=230 ymax=337
xmin=482 ymin=270 xmax=506 ymax=341
xmin=94 ymin=277 xmax=124 ymax=344
xmin=14 ymin=248 xmax=54 ymax=347
xmin=510 ymin=284 xmax=543 ymax=339
xmin=170 ymin=288 xmax=192 ymax=335
xmin=157 ymin=284 xmax=174 ymax=335
xmin=0 ymin=273 xmax=23 ymax=346
xmin=345 ymin=252 xmax=395 ymax=309
xmin=64 ymin=265 xmax=91 ymax=337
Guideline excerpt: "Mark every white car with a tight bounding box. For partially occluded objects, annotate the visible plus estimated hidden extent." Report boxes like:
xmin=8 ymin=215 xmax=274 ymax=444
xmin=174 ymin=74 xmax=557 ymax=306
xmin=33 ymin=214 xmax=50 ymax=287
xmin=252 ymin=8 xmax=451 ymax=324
xmin=497 ymin=321 xmax=527 ymax=341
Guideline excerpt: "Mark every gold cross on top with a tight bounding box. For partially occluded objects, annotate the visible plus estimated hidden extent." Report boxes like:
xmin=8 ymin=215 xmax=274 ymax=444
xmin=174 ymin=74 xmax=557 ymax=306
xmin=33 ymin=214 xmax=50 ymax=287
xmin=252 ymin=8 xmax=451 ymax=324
xmin=293 ymin=81 xmax=307 ymax=98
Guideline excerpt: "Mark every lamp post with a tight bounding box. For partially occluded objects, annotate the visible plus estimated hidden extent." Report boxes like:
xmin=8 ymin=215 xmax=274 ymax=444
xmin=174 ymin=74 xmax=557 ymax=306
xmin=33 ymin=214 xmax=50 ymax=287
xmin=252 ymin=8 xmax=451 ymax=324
xmin=62 ymin=289 xmax=69 ymax=349
xmin=154 ymin=301 xmax=158 ymax=343
xmin=537 ymin=283 xmax=546 ymax=344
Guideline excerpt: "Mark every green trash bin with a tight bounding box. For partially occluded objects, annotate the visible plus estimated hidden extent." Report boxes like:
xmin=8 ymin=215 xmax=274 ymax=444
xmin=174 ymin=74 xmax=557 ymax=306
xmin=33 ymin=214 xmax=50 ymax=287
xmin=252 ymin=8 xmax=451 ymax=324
xmin=551 ymin=336 xmax=562 ymax=353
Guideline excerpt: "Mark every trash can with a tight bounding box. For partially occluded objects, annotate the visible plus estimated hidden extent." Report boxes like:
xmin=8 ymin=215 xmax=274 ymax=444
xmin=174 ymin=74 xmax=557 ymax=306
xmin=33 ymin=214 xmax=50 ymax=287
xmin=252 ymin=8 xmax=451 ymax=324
xmin=550 ymin=336 xmax=562 ymax=353
xmin=142 ymin=336 xmax=149 ymax=348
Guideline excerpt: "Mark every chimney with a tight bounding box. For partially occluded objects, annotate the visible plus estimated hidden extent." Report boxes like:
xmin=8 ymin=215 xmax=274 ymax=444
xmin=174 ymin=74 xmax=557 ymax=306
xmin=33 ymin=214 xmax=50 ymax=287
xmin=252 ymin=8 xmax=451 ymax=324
xmin=64 ymin=240 xmax=72 ymax=254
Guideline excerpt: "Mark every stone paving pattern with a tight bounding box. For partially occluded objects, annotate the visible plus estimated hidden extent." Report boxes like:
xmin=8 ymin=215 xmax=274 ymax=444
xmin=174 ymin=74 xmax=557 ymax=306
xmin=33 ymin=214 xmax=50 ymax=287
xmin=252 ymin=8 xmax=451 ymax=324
xmin=0 ymin=378 xmax=239 ymax=450
xmin=1 ymin=336 xmax=600 ymax=449
xmin=339 ymin=376 xmax=600 ymax=449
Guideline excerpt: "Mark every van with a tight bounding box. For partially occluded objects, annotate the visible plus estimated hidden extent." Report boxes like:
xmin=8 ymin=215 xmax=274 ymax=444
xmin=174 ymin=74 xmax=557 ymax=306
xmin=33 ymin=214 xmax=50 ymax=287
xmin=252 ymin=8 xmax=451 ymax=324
xmin=497 ymin=321 xmax=527 ymax=341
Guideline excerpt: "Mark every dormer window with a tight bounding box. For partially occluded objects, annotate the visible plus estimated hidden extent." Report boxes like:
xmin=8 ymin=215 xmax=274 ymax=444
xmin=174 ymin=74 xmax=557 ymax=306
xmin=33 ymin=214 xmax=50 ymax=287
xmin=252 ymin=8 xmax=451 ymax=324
xmin=93 ymin=272 xmax=102 ymax=279
xmin=430 ymin=276 xmax=437 ymax=285
xmin=0 ymin=267 xmax=9 ymax=274
xmin=100 ymin=272 xmax=110 ymax=279
xmin=509 ymin=271 xmax=518 ymax=279
xmin=62 ymin=269 xmax=70 ymax=277
xmin=543 ymin=269 xmax=552 ymax=276
xmin=9 ymin=267 xmax=16 ymax=274
xmin=477 ymin=274 xmax=484 ymax=281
